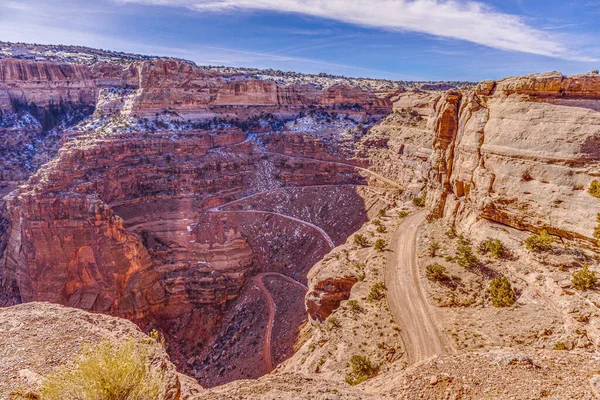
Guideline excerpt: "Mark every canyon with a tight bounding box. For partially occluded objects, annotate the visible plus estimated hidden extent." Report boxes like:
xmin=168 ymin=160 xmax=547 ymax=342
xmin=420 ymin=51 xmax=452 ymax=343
xmin=0 ymin=52 xmax=408 ymax=388
xmin=2 ymin=43 xmax=600 ymax=400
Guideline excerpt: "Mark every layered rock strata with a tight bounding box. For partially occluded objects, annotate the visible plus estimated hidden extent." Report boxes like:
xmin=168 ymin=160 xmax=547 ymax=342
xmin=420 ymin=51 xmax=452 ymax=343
xmin=427 ymin=73 xmax=600 ymax=246
xmin=0 ymin=55 xmax=430 ymax=387
xmin=0 ymin=59 xmax=396 ymax=121
xmin=1 ymin=118 xmax=402 ymax=385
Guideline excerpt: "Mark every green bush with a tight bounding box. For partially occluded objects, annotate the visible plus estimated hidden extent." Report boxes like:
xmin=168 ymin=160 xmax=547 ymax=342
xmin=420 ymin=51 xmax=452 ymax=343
xmin=457 ymin=233 xmax=471 ymax=246
xmin=374 ymin=239 xmax=387 ymax=252
xmin=487 ymin=277 xmax=515 ymax=307
xmin=376 ymin=225 xmax=387 ymax=233
xmin=572 ymin=264 xmax=597 ymax=291
xmin=425 ymin=264 xmax=448 ymax=281
xmin=378 ymin=209 xmax=386 ymax=218
xmin=354 ymin=234 xmax=369 ymax=248
xmin=367 ymin=282 xmax=386 ymax=302
xmin=412 ymin=190 xmax=427 ymax=207
xmin=397 ymin=211 xmax=409 ymax=219
xmin=371 ymin=219 xmax=381 ymax=226
xmin=525 ymin=230 xmax=554 ymax=253
xmin=456 ymin=245 xmax=478 ymax=268
xmin=354 ymin=262 xmax=366 ymax=281
xmin=344 ymin=355 xmax=379 ymax=386
xmin=347 ymin=300 xmax=362 ymax=314
xmin=553 ymin=342 xmax=568 ymax=351
xmin=445 ymin=226 xmax=457 ymax=239
xmin=40 ymin=338 xmax=165 ymax=400
xmin=428 ymin=240 xmax=441 ymax=257
xmin=589 ymin=180 xmax=600 ymax=198
xmin=478 ymin=239 xmax=505 ymax=259
xmin=326 ymin=316 xmax=342 ymax=331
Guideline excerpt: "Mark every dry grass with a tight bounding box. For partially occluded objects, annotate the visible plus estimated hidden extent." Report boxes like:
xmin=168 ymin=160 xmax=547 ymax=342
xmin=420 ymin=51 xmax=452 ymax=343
xmin=40 ymin=338 xmax=165 ymax=400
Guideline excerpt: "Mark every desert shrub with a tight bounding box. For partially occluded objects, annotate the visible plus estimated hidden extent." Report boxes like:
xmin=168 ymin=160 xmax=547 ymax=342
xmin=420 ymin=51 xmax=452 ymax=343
xmin=425 ymin=264 xmax=448 ymax=281
xmin=344 ymin=355 xmax=379 ymax=386
xmin=347 ymin=300 xmax=362 ymax=314
xmin=577 ymin=314 xmax=590 ymax=323
xmin=478 ymin=238 xmax=505 ymax=259
xmin=378 ymin=209 xmax=386 ymax=218
xmin=553 ymin=342 xmax=568 ymax=351
xmin=368 ymin=282 xmax=386 ymax=302
xmin=412 ymin=190 xmax=427 ymax=208
xmin=376 ymin=225 xmax=387 ymax=233
xmin=428 ymin=240 xmax=441 ymax=257
xmin=487 ymin=277 xmax=515 ymax=307
xmin=590 ymin=180 xmax=600 ymax=198
xmin=397 ymin=211 xmax=409 ymax=219
xmin=314 ymin=357 xmax=326 ymax=373
xmin=374 ymin=239 xmax=387 ymax=252
xmin=457 ymin=233 xmax=471 ymax=246
xmin=326 ymin=316 xmax=342 ymax=331
xmin=572 ymin=264 xmax=597 ymax=291
xmin=353 ymin=262 xmax=366 ymax=281
xmin=354 ymin=234 xmax=369 ymax=248
xmin=594 ymin=214 xmax=600 ymax=242
xmin=40 ymin=338 xmax=165 ymax=400
xmin=445 ymin=226 xmax=457 ymax=239
xmin=525 ymin=230 xmax=554 ymax=253
xmin=456 ymin=245 xmax=478 ymax=268
xmin=371 ymin=219 xmax=381 ymax=226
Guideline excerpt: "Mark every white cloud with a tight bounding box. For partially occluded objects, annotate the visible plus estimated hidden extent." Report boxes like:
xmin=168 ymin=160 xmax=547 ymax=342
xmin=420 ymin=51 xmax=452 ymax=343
xmin=115 ymin=0 xmax=596 ymax=62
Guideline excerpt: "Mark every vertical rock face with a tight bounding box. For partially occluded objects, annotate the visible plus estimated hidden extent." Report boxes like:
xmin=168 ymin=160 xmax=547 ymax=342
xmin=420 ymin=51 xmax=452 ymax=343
xmin=427 ymin=90 xmax=462 ymax=219
xmin=3 ymin=191 xmax=162 ymax=318
xmin=0 ymin=59 xmax=98 ymax=109
xmin=1 ymin=128 xmax=252 ymax=316
xmin=427 ymin=73 xmax=600 ymax=246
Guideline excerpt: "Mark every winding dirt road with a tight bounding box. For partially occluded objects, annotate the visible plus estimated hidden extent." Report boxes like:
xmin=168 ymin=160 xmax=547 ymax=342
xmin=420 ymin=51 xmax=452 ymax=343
xmin=252 ymin=272 xmax=308 ymax=373
xmin=385 ymin=212 xmax=454 ymax=364
xmin=262 ymin=151 xmax=401 ymax=189
xmin=206 ymin=209 xmax=335 ymax=248
xmin=211 ymin=184 xmax=366 ymax=212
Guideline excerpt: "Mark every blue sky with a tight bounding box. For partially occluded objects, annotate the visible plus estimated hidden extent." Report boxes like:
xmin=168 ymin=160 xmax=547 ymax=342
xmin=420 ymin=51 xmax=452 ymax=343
xmin=1 ymin=0 xmax=599 ymax=81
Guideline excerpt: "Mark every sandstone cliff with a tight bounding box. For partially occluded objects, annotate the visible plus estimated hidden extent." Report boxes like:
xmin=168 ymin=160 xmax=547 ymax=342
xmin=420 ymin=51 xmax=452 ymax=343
xmin=427 ymin=72 xmax=600 ymax=246
xmin=0 ymin=58 xmax=396 ymax=121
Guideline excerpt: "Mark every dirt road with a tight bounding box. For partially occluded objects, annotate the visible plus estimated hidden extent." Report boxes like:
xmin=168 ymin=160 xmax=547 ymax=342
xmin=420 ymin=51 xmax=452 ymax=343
xmin=252 ymin=273 xmax=308 ymax=373
xmin=262 ymin=151 xmax=401 ymax=189
xmin=206 ymin=209 xmax=335 ymax=248
xmin=385 ymin=212 xmax=454 ymax=364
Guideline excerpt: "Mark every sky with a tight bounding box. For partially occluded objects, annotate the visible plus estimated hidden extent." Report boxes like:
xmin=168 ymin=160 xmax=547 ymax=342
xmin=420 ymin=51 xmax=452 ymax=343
xmin=0 ymin=0 xmax=599 ymax=81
